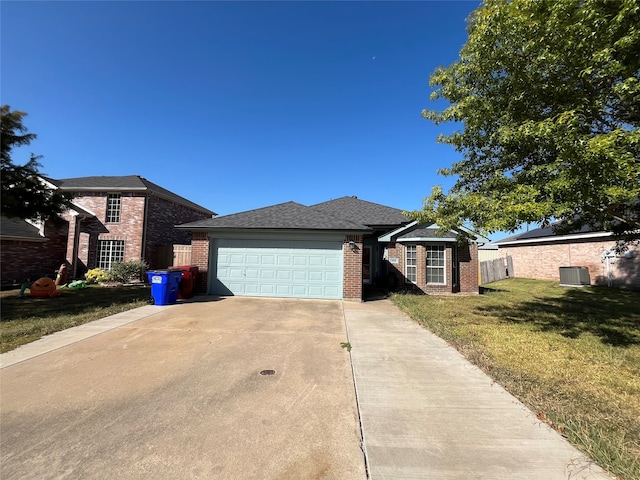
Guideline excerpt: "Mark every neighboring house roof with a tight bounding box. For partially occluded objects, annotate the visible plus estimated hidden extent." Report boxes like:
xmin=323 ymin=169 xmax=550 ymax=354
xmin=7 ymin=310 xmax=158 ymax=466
xmin=478 ymin=242 xmax=499 ymax=250
xmin=178 ymin=201 xmax=371 ymax=232
xmin=379 ymin=221 xmax=488 ymax=243
xmin=310 ymin=196 xmax=411 ymax=228
xmin=494 ymin=224 xmax=616 ymax=246
xmin=0 ymin=216 xmax=47 ymax=242
xmin=49 ymin=175 xmax=216 ymax=216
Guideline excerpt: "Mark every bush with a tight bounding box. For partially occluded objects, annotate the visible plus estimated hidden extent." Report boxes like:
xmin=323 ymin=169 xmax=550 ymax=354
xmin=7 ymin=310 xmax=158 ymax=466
xmin=108 ymin=259 xmax=149 ymax=283
xmin=84 ymin=268 xmax=110 ymax=284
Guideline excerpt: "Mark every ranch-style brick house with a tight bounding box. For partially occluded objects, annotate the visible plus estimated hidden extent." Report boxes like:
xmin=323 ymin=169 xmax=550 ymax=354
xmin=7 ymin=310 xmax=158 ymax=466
xmin=178 ymin=196 xmax=485 ymax=301
xmin=0 ymin=175 xmax=215 ymax=285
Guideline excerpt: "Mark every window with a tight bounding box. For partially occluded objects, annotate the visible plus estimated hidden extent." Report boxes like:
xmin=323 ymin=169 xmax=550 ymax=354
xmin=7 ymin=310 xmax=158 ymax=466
xmin=97 ymin=240 xmax=125 ymax=270
xmin=405 ymin=245 xmax=417 ymax=283
xmin=426 ymin=245 xmax=445 ymax=284
xmin=106 ymin=194 xmax=121 ymax=223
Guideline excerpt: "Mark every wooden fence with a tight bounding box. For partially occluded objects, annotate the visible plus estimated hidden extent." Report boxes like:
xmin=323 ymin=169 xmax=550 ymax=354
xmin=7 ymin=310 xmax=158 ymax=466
xmin=172 ymin=244 xmax=192 ymax=266
xmin=480 ymin=255 xmax=514 ymax=285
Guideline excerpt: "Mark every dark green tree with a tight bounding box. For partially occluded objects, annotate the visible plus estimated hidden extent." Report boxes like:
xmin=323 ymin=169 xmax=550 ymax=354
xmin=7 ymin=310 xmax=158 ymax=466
xmin=1 ymin=105 xmax=72 ymax=220
xmin=412 ymin=0 xmax=639 ymax=247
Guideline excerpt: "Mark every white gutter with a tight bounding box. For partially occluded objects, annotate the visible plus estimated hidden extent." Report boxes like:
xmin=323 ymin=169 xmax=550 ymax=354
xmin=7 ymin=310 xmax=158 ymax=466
xmin=495 ymin=231 xmax=613 ymax=246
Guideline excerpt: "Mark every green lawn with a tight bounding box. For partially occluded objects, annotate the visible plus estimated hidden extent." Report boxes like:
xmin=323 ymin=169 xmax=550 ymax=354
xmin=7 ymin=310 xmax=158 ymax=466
xmin=391 ymin=279 xmax=640 ymax=480
xmin=1 ymin=285 xmax=151 ymax=353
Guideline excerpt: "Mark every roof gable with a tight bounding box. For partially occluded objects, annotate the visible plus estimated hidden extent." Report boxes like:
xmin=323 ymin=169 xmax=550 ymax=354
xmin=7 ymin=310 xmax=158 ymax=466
xmin=310 ymin=196 xmax=411 ymax=227
xmin=178 ymin=201 xmax=370 ymax=231
xmin=379 ymin=222 xmax=487 ymax=243
xmin=52 ymin=175 xmax=215 ymax=216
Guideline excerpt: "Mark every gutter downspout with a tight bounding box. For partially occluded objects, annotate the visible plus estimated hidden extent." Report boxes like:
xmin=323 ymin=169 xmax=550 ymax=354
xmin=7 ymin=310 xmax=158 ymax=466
xmin=71 ymin=215 xmax=82 ymax=279
xmin=141 ymin=194 xmax=149 ymax=265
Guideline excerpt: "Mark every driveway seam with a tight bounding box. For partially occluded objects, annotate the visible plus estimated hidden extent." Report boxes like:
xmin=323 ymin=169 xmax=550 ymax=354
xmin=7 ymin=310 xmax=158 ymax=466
xmin=342 ymin=300 xmax=371 ymax=480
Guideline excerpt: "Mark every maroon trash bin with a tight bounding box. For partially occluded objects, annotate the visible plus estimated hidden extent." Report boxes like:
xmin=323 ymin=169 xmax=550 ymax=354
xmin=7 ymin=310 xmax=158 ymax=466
xmin=170 ymin=266 xmax=199 ymax=299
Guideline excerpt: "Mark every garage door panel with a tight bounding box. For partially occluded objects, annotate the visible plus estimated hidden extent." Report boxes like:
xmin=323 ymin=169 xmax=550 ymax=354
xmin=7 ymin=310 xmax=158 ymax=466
xmin=276 ymin=270 xmax=291 ymax=280
xmin=326 ymin=271 xmax=341 ymax=281
xmin=261 ymin=256 xmax=275 ymax=265
xmin=261 ymin=270 xmax=276 ymax=279
xmin=212 ymin=240 xmax=343 ymax=299
xmin=325 ymin=257 xmax=340 ymax=267
xmin=292 ymin=271 xmax=307 ymax=280
xmin=245 ymin=269 xmax=259 ymax=279
xmin=246 ymin=255 xmax=260 ymax=265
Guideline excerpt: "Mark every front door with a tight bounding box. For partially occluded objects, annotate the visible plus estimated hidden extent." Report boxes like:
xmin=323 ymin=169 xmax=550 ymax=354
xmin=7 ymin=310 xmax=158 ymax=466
xmin=363 ymin=246 xmax=371 ymax=284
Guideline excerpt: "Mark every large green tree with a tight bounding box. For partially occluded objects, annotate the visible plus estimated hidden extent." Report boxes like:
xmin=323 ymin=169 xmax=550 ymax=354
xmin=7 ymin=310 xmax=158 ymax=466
xmin=1 ymin=105 xmax=72 ymax=220
xmin=413 ymin=0 xmax=639 ymax=245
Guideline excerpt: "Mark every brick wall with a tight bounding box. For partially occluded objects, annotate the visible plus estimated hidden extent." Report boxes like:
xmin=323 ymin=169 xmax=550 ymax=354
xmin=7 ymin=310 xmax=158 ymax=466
xmin=384 ymin=242 xmax=479 ymax=295
xmin=1 ymin=218 xmax=69 ymax=285
xmin=60 ymin=192 xmax=211 ymax=275
xmin=459 ymin=243 xmax=479 ymax=293
xmin=62 ymin=193 xmax=146 ymax=274
xmin=190 ymin=232 xmax=210 ymax=294
xmin=343 ymin=235 xmax=363 ymax=301
xmin=499 ymin=239 xmax=640 ymax=289
xmin=145 ymin=195 xmax=211 ymax=268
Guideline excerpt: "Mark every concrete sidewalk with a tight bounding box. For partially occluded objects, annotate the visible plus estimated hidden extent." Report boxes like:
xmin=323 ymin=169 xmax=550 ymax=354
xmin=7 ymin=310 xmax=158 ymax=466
xmin=343 ymin=299 xmax=614 ymax=480
xmin=1 ymin=304 xmax=180 ymax=369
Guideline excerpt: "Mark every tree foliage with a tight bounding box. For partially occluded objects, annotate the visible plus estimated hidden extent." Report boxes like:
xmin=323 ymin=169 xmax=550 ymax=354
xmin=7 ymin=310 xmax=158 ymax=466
xmin=412 ymin=0 xmax=640 ymax=245
xmin=1 ymin=105 xmax=72 ymax=220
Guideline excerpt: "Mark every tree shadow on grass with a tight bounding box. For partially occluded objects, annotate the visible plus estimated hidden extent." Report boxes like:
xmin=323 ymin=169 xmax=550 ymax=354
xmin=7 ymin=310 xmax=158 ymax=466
xmin=476 ymin=286 xmax=640 ymax=347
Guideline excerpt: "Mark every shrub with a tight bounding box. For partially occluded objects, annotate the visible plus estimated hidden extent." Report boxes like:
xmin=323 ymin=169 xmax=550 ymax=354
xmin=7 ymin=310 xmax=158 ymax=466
xmin=108 ymin=259 xmax=149 ymax=283
xmin=84 ymin=268 xmax=110 ymax=284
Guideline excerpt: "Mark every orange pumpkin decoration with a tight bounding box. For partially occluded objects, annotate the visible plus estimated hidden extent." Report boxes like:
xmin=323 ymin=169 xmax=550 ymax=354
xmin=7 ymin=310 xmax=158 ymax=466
xmin=30 ymin=277 xmax=57 ymax=297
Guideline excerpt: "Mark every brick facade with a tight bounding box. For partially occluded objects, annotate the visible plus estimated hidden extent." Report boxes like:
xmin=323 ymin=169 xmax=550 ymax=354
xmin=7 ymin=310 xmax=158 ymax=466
xmin=385 ymin=242 xmax=479 ymax=295
xmin=61 ymin=192 xmax=211 ymax=276
xmin=0 ymin=218 xmax=69 ymax=285
xmin=499 ymin=239 xmax=640 ymax=290
xmin=343 ymin=235 xmax=363 ymax=301
xmin=0 ymin=190 xmax=212 ymax=285
xmin=190 ymin=232 xmax=210 ymax=294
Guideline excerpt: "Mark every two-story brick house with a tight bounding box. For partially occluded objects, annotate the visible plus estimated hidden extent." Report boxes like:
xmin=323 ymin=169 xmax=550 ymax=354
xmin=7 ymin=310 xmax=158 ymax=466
xmin=0 ymin=175 xmax=215 ymax=285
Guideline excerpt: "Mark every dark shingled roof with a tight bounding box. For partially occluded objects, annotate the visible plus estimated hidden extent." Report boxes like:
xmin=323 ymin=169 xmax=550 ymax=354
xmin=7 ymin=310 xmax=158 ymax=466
xmin=179 ymin=202 xmax=371 ymax=231
xmin=51 ymin=175 xmax=215 ymax=215
xmin=0 ymin=216 xmax=46 ymax=241
xmin=398 ymin=227 xmax=458 ymax=240
xmin=494 ymin=223 xmax=604 ymax=244
xmin=310 ymin=196 xmax=411 ymax=227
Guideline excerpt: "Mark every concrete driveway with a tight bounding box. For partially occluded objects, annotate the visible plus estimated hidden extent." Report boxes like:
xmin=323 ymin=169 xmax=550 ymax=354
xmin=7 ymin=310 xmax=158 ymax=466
xmin=0 ymin=297 xmax=367 ymax=480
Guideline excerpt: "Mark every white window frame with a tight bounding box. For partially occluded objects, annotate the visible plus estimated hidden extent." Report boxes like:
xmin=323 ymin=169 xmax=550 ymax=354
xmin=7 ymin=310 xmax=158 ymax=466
xmin=405 ymin=244 xmax=417 ymax=283
xmin=106 ymin=193 xmax=121 ymax=223
xmin=97 ymin=240 xmax=125 ymax=270
xmin=426 ymin=245 xmax=446 ymax=285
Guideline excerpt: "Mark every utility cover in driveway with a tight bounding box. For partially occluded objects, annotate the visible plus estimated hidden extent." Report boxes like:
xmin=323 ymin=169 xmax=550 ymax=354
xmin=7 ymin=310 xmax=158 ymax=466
xmin=211 ymin=239 xmax=343 ymax=299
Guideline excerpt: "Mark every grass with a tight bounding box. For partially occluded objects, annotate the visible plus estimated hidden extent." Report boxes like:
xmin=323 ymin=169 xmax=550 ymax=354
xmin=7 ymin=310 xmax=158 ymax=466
xmin=391 ymin=278 xmax=640 ymax=480
xmin=1 ymin=285 xmax=151 ymax=353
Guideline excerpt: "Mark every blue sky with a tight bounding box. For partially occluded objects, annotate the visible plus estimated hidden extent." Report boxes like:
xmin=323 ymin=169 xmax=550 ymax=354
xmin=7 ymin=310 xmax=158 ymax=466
xmin=2 ymin=1 xmax=513 ymax=237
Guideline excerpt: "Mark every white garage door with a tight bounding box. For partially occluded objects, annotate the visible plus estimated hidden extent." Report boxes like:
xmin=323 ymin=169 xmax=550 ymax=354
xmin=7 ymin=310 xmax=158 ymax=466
xmin=210 ymin=239 xmax=343 ymax=299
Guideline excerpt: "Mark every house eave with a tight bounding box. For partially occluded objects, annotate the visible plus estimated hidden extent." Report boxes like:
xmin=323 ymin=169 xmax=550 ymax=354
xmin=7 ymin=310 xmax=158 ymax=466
xmin=396 ymin=237 xmax=458 ymax=243
xmin=177 ymin=226 xmax=371 ymax=235
xmin=60 ymin=187 xmax=215 ymax=216
xmin=495 ymin=231 xmax=614 ymax=246
xmin=1 ymin=235 xmax=49 ymax=243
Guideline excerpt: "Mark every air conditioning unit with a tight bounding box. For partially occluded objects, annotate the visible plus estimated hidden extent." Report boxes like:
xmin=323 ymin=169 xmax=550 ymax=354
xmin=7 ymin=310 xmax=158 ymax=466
xmin=559 ymin=266 xmax=591 ymax=287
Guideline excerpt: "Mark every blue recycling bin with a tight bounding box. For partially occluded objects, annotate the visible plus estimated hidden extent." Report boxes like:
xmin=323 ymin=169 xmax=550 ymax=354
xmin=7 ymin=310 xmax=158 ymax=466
xmin=147 ymin=270 xmax=183 ymax=305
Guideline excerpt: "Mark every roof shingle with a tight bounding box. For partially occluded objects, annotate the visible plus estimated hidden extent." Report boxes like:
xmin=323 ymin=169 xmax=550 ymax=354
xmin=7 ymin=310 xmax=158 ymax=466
xmin=52 ymin=175 xmax=215 ymax=215
xmin=179 ymin=201 xmax=370 ymax=231
xmin=310 ymin=196 xmax=411 ymax=227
